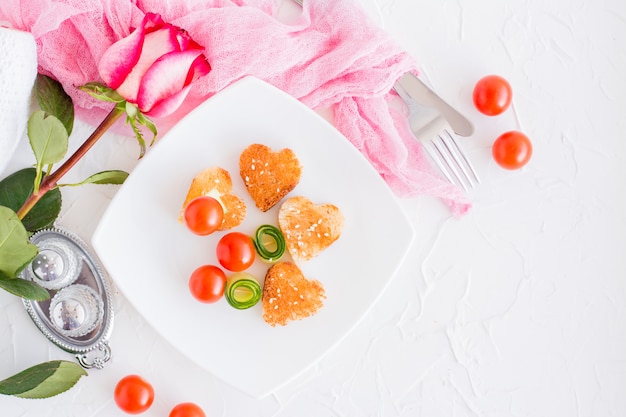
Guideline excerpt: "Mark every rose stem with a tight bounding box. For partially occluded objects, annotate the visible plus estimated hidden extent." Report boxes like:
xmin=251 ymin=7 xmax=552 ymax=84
xmin=16 ymin=106 xmax=125 ymax=220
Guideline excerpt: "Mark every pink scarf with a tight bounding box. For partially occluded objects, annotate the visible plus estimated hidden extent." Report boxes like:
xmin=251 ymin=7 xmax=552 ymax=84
xmin=0 ymin=0 xmax=471 ymax=214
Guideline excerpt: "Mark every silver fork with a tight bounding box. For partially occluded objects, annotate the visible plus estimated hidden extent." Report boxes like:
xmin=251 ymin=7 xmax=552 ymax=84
xmin=393 ymin=78 xmax=480 ymax=191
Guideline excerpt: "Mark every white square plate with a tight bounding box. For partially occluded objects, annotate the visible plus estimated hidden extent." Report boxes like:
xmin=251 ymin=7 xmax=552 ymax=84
xmin=92 ymin=77 xmax=414 ymax=398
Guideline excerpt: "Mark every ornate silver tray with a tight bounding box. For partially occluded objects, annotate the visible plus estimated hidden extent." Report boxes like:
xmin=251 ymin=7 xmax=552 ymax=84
xmin=20 ymin=227 xmax=113 ymax=369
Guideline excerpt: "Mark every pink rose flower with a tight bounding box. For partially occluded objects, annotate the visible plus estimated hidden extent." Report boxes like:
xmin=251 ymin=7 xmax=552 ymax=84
xmin=98 ymin=13 xmax=211 ymax=118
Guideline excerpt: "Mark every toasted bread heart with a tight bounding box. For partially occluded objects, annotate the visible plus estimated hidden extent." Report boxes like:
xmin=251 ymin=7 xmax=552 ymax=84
xmin=239 ymin=144 xmax=302 ymax=212
xmin=262 ymin=262 xmax=325 ymax=326
xmin=278 ymin=196 xmax=344 ymax=263
xmin=179 ymin=166 xmax=246 ymax=230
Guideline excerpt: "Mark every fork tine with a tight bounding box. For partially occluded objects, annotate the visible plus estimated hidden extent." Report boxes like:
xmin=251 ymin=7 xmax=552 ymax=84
xmin=424 ymin=142 xmax=457 ymax=186
xmin=443 ymin=130 xmax=480 ymax=185
xmin=434 ymin=131 xmax=480 ymax=190
xmin=431 ymin=136 xmax=469 ymax=191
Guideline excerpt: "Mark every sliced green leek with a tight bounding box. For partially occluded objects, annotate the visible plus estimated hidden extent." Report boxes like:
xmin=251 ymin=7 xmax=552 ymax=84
xmin=225 ymin=273 xmax=262 ymax=310
xmin=253 ymin=224 xmax=286 ymax=263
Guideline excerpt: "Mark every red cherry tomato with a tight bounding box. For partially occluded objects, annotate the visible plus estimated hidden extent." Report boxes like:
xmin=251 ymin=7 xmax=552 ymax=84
xmin=188 ymin=265 xmax=227 ymax=303
xmin=216 ymin=232 xmax=255 ymax=272
xmin=183 ymin=196 xmax=224 ymax=236
xmin=492 ymin=130 xmax=533 ymax=170
xmin=169 ymin=402 xmax=206 ymax=417
xmin=113 ymin=375 xmax=154 ymax=414
xmin=473 ymin=75 xmax=512 ymax=116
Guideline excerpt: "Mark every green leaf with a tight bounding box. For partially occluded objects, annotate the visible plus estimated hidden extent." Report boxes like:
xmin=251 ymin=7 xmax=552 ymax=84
xmin=126 ymin=112 xmax=147 ymax=158
xmin=0 ymin=360 xmax=87 ymax=398
xmin=136 ymin=111 xmax=158 ymax=146
xmin=28 ymin=110 xmax=69 ymax=168
xmin=60 ymin=170 xmax=129 ymax=187
xmin=79 ymin=82 xmax=125 ymax=103
xmin=0 ymin=206 xmax=38 ymax=277
xmin=35 ymin=74 xmax=74 ymax=136
xmin=0 ymin=168 xmax=62 ymax=232
xmin=121 ymin=102 xmax=158 ymax=157
xmin=124 ymin=101 xmax=138 ymax=118
xmin=0 ymin=272 xmax=49 ymax=301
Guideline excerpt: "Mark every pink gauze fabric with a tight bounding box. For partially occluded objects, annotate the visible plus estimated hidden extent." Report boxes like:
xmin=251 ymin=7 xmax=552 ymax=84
xmin=0 ymin=0 xmax=471 ymax=215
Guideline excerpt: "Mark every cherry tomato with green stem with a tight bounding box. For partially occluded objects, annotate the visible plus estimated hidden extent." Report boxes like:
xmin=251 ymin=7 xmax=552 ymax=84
xmin=113 ymin=374 xmax=154 ymax=414
xmin=492 ymin=130 xmax=533 ymax=170
xmin=183 ymin=196 xmax=224 ymax=236
xmin=188 ymin=264 xmax=227 ymax=303
xmin=169 ymin=402 xmax=206 ymax=417
xmin=216 ymin=232 xmax=256 ymax=272
xmin=473 ymin=75 xmax=512 ymax=116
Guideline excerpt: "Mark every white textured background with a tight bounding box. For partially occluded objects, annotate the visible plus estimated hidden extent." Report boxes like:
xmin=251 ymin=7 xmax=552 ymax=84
xmin=1 ymin=0 xmax=625 ymax=415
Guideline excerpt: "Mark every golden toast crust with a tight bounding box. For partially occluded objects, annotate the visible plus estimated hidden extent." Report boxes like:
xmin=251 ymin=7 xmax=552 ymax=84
xmin=239 ymin=144 xmax=302 ymax=212
xmin=278 ymin=196 xmax=344 ymax=263
xmin=262 ymin=262 xmax=325 ymax=326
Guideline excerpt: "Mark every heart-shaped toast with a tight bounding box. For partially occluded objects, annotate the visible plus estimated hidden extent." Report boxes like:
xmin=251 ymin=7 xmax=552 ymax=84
xmin=179 ymin=166 xmax=246 ymax=230
xmin=239 ymin=144 xmax=302 ymax=212
xmin=262 ymin=262 xmax=325 ymax=326
xmin=278 ymin=196 xmax=344 ymax=263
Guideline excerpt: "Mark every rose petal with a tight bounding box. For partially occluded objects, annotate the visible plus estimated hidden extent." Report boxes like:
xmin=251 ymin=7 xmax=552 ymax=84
xmin=175 ymin=30 xmax=204 ymax=52
xmin=145 ymin=55 xmax=211 ymax=117
xmin=144 ymin=85 xmax=192 ymax=118
xmin=186 ymin=54 xmax=212 ymax=84
xmin=142 ymin=13 xmax=165 ymax=32
xmin=116 ymin=27 xmax=181 ymax=102
xmin=143 ymin=21 xmax=181 ymax=53
xmin=136 ymin=50 xmax=206 ymax=113
xmin=98 ymin=21 xmax=146 ymax=89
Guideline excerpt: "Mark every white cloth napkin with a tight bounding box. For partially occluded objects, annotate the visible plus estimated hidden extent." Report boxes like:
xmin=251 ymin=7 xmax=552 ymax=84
xmin=0 ymin=27 xmax=37 ymax=176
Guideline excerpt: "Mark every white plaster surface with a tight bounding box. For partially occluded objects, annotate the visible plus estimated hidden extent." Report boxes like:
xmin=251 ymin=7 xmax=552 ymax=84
xmin=1 ymin=0 xmax=625 ymax=415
